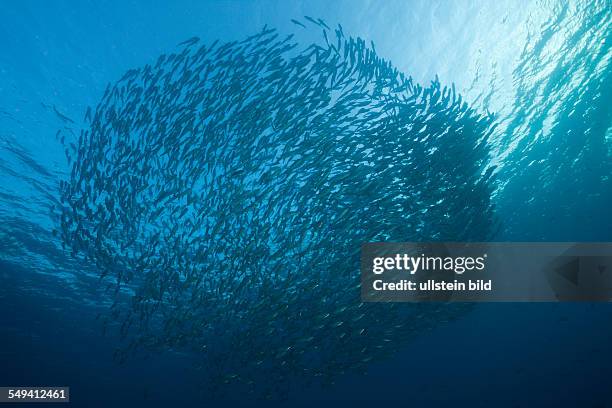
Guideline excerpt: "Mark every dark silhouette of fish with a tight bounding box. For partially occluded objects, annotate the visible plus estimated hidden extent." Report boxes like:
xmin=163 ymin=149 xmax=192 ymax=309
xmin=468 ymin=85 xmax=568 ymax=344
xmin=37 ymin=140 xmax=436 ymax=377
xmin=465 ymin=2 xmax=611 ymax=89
xmin=57 ymin=23 xmax=496 ymax=399
xmin=52 ymin=105 xmax=75 ymax=124
xmin=178 ymin=36 xmax=200 ymax=47
xmin=290 ymin=19 xmax=306 ymax=28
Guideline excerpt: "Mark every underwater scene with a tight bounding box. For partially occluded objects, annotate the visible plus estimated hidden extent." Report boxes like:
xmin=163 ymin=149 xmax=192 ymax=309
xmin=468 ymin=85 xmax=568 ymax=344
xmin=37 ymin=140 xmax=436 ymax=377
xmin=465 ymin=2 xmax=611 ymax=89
xmin=0 ymin=0 xmax=611 ymax=406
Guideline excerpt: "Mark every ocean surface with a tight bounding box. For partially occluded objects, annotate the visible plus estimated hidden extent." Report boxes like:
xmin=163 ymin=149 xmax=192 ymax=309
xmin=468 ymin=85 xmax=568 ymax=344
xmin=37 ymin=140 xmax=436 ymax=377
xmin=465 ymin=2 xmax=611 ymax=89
xmin=1 ymin=1 xmax=611 ymax=407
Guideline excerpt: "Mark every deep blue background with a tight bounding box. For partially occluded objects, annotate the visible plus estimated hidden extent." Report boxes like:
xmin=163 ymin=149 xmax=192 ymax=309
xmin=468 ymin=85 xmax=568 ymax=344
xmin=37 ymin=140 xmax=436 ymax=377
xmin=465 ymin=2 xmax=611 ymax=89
xmin=1 ymin=1 xmax=611 ymax=406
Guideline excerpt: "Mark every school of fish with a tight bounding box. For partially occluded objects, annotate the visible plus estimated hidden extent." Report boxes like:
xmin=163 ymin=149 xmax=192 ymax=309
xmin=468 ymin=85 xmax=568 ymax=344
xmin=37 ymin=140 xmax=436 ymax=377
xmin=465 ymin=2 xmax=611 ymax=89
xmin=56 ymin=19 xmax=497 ymax=397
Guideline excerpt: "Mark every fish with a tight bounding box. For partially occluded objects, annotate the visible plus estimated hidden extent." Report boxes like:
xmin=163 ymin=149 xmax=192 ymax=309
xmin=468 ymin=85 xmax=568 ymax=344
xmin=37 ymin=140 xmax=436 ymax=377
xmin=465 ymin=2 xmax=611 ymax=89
xmin=290 ymin=19 xmax=306 ymax=28
xmin=52 ymin=105 xmax=75 ymax=124
xmin=57 ymin=22 xmax=496 ymax=399
xmin=178 ymin=36 xmax=200 ymax=47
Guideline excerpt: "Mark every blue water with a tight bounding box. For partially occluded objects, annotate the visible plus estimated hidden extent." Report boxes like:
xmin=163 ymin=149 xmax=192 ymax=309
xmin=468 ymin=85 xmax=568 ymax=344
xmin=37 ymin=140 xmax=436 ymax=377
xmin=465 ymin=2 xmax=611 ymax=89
xmin=1 ymin=1 xmax=611 ymax=407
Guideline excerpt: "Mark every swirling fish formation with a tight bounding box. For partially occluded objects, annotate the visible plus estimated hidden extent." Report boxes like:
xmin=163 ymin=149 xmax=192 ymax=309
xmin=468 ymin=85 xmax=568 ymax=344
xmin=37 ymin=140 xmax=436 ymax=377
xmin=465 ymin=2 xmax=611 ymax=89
xmin=57 ymin=20 xmax=496 ymax=397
